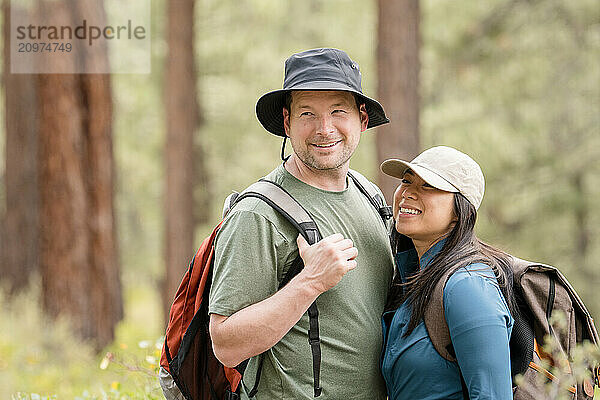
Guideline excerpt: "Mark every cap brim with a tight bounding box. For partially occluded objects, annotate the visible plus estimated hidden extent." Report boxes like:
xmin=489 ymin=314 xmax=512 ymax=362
xmin=380 ymin=159 xmax=458 ymax=193
xmin=256 ymin=83 xmax=390 ymax=137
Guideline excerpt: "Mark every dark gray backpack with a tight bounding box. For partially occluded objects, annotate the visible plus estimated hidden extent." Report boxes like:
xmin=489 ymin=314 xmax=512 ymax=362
xmin=424 ymin=257 xmax=599 ymax=399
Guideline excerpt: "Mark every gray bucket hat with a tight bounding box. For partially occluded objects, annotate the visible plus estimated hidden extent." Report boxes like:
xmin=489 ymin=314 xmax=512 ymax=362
xmin=381 ymin=146 xmax=485 ymax=210
xmin=256 ymin=48 xmax=390 ymax=137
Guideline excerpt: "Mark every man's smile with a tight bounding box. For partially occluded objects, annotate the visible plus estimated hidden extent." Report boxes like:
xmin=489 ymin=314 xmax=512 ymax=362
xmin=311 ymin=140 xmax=342 ymax=149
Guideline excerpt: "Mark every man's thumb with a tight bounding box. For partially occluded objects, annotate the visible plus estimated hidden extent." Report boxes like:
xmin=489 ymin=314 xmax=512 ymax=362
xmin=296 ymin=234 xmax=309 ymax=252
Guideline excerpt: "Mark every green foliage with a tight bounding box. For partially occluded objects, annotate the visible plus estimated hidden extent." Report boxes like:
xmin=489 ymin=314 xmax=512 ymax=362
xmin=12 ymin=394 xmax=56 ymax=400
xmin=0 ymin=285 xmax=163 ymax=398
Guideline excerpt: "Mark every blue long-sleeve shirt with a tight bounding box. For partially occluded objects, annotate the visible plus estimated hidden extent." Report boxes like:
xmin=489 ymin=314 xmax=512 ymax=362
xmin=381 ymin=240 xmax=514 ymax=399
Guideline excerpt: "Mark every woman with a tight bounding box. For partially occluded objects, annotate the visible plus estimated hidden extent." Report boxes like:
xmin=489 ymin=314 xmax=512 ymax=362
xmin=380 ymin=146 xmax=516 ymax=400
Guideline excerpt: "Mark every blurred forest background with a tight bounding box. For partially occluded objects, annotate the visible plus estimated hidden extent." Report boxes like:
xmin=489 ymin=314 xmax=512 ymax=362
xmin=0 ymin=0 xmax=598 ymax=397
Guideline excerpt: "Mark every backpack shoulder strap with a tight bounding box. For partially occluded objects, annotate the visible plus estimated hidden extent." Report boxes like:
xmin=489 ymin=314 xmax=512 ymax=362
xmin=231 ymin=179 xmax=322 ymax=245
xmin=424 ymin=264 xmax=506 ymax=400
xmin=222 ymin=178 xmax=324 ymax=397
xmin=423 ymin=265 xmax=470 ymax=400
xmin=423 ymin=266 xmax=458 ymax=362
xmin=347 ymin=169 xmax=393 ymax=223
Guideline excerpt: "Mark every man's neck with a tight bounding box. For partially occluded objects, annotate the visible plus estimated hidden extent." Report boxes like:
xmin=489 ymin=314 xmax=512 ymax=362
xmin=284 ymin=155 xmax=349 ymax=191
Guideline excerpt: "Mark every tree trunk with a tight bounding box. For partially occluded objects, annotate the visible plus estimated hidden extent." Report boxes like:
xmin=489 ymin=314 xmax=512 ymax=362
xmin=37 ymin=0 xmax=121 ymax=351
xmin=376 ymin=0 xmax=421 ymax=203
xmin=163 ymin=0 xmax=200 ymax=323
xmin=1 ymin=0 xmax=39 ymax=296
xmin=76 ymin=0 xmax=124 ymax=345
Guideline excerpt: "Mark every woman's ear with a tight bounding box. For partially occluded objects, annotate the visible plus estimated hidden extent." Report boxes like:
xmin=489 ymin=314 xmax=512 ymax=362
xmin=448 ymin=211 xmax=458 ymax=230
xmin=451 ymin=195 xmax=459 ymax=224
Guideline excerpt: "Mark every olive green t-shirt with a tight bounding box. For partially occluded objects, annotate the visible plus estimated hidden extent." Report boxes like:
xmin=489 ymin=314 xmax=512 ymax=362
xmin=209 ymin=164 xmax=394 ymax=399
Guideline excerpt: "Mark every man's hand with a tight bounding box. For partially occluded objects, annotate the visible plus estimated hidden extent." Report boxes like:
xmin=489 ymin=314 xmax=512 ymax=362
xmin=296 ymin=233 xmax=358 ymax=294
xmin=211 ymin=233 xmax=358 ymax=367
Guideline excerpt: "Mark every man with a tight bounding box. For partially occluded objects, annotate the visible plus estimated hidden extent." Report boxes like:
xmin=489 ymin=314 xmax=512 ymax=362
xmin=209 ymin=48 xmax=394 ymax=399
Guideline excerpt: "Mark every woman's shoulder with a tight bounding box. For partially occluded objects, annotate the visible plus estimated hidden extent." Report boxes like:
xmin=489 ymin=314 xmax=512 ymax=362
xmin=444 ymin=262 xmax=499 ymax=298
xmin=448 ymin=262 xmax=496 ymax=282
xmin=443 ymin=262 xmax=514 ymax=333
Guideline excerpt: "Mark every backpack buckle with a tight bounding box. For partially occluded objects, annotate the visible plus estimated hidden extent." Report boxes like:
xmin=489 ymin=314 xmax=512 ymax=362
xmin=309 ymin=337 xmax=320 ymax=345
xmin=379 ymin=206 xmax=393 ymax=220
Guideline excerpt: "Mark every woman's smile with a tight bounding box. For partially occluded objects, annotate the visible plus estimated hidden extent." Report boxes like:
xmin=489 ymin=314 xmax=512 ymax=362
xmin=397 ymin=205 xmax=422 ymax=216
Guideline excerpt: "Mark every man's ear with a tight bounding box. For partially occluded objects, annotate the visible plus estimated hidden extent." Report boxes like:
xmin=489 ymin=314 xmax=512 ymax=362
xmin=359 ymin=104 xmax=369 ymax=132
xmin=283 ymin=108 xmax=290 ymax=137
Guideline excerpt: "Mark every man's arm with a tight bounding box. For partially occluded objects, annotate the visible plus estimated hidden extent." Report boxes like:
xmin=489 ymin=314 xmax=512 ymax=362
xmin=210 ymin=233 xmax=357 ymax=367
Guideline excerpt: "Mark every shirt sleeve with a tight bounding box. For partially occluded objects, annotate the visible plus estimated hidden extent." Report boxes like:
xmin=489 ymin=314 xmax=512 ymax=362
xmin=443 ymin=265 xmax=514 ymax=400
xmin=208 ymin=207 xmax=293 ymax=317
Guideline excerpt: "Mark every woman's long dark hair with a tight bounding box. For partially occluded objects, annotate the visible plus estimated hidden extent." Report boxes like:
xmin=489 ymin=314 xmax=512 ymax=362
xmin=386 ymin=193 xmax=518 ymax=337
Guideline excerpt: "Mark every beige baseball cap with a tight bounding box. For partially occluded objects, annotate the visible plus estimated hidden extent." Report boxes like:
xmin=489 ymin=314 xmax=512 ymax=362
xmin=380 ymin=146 xmax=485 ymax=210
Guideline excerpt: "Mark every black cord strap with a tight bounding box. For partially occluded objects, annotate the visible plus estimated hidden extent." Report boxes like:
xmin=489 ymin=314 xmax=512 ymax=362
xmin=546 ymin=276 xmax=556 ymax=335
xmin=245 ymin=353 xmax=266 ymax=398
xmin=281 ymin=136 xmax=288 ymax=161
xmin=307 ymin=302 xmax=322 ymax=397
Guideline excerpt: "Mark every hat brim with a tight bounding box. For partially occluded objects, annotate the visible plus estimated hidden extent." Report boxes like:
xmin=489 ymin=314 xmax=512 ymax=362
xmin=256 ymin=81 xmax=390 ymax=137
xmin=380 ymin=159 xmax=458 ymax=193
